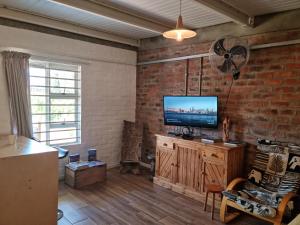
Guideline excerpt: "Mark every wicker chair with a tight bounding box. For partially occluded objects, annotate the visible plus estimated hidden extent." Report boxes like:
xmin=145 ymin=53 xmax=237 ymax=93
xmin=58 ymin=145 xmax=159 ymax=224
xmin=220 ymin=142 xmax=300 ymax=225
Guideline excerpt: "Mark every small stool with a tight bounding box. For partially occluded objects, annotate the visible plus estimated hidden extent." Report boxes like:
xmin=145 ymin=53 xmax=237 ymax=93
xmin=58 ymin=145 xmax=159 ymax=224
xmin=203 ymin=184 xmax=224 ymax=220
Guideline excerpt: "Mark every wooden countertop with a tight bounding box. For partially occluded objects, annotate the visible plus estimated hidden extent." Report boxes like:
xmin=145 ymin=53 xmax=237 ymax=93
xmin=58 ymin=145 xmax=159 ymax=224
xmin=0 ymin=136 xmax=57 ymax=159
xmin=155 ymin=134 xmax=243 ymax=150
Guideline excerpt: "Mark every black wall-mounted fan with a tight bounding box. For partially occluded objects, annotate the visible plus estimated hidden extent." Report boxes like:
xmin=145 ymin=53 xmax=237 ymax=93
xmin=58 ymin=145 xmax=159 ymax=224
xmin=209 ymin=36 xmax=250 ymax=80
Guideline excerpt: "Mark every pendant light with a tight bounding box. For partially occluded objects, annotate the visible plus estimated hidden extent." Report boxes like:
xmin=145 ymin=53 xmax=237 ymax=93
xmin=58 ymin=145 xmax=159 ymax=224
xmin=163 ymin=0 xmax=197 ymax=41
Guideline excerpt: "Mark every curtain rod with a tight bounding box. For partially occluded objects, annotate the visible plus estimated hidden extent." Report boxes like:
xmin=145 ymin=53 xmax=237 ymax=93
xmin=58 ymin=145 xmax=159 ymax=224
xmin=137 ymin=39 xmax=300 ymax=65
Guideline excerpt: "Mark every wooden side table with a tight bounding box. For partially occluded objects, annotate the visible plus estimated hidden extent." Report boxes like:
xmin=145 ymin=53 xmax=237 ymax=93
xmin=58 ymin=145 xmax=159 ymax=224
xmin=203 ymin=184 xmax=224 ymax=220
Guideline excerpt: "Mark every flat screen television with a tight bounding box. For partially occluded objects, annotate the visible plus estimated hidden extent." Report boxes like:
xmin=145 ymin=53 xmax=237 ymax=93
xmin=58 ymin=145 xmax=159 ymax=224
xmin=163 ymin=96 xmax=218 ymax=128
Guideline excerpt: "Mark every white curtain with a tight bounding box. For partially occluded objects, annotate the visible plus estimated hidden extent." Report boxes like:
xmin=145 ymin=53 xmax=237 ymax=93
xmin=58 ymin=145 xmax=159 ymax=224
xmin=2 ymin=51 xmax=33 ymax=138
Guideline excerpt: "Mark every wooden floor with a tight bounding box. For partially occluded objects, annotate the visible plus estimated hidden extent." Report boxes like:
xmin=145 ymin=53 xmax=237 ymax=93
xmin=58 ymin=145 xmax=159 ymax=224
xmin=58 ymin=168 xmax=270 ymax=225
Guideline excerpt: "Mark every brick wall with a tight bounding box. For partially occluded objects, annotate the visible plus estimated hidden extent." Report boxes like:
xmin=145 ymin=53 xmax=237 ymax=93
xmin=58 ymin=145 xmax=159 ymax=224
xmin=137 ymin=29 xmax=300 ymax=168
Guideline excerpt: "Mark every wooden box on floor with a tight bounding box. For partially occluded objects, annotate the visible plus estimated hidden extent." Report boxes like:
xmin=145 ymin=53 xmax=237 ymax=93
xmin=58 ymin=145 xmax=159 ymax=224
xmin=65 ymin=161 xmax=107 ymax=188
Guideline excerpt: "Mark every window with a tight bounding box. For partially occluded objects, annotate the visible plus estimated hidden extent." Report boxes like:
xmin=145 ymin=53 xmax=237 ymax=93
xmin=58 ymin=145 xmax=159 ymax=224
xmin=29 ymin=59 xmax=81 ymax=146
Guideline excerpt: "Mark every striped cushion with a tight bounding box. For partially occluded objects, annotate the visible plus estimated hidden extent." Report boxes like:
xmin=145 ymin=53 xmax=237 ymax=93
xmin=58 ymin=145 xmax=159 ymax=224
xmin=249 ymin=144 xmax=300 ymax=196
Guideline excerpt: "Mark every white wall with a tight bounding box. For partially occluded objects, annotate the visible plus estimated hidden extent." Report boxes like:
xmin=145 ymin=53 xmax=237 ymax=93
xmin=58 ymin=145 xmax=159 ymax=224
xmin=0 ymin=25 xmax=136 ymax=176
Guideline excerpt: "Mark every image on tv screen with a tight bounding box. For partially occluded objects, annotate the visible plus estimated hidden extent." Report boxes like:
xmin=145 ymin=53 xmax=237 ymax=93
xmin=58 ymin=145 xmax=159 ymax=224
xmin=164 ymin=96 xmax=218 ymax=128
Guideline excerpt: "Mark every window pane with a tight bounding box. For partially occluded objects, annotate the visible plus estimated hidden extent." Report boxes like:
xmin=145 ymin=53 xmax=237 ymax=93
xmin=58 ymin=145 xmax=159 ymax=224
xmin=32 ymin=123 xmax=47 ymax=133
xmin=31 ymin=96 xmax=46 ymax=104
xmin=51 ymin=99 xmax=75 ymax=105
xmin=50 ymin=70 xmax=75 ymax=79
xmin=32 ymin=115 xmax=46 ymax=123
xmin=33 ymin=132 xmax=47 ymax=142
xmin=50 ymin=122 xmax=78 ymax=129
xmin=30 ymin=77 xmax=45 ymax=86
xmin=50 ymin=78 xmax=75 ymax=88
xmin=50 ymin=113 xmax=76 ymax=122
xmin=50 ymin=87 xmax=75 ymax=94
xmin=50 ymin=129 xmax=77 ymax=142
xmin=50 ymin=138 xmax=77 ymax=145
xmin=32 ymin=105 xmax=46 ymax=114
xmin=30 ymin=60 xmax=81 ymax=146
xmin=51 ymin=105 xmax=76 ymax=114
xmin=30 ymin=87 xmax=46 ymax=95
xmin=30 ymin=67 xmax=46 ymax=77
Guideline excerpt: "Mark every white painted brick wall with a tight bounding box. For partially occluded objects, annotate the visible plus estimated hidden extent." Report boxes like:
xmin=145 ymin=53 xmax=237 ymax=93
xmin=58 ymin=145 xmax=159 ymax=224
xmin=0 ymin=25 xmax=136 ymax=180
xmin=60 ymin=63 xmax=136 ymax=175
xmin=57 ymin=62 xmax=136 ymax=179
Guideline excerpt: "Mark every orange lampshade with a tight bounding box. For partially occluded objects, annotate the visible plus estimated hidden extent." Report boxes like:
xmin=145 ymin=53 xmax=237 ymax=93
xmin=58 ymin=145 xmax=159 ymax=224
xmin=163 ymin=15 xmax=197 ymax=41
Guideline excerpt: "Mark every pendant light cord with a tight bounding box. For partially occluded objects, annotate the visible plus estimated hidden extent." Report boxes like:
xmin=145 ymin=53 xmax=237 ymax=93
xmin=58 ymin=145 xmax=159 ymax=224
xmin=179 ymin=0 xmax=182 ymax=16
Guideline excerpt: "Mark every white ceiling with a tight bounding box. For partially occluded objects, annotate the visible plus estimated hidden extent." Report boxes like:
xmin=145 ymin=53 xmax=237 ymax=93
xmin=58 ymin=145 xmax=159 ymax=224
xmin=0 ymin=0 xmax=299 ymax=42
xmin=109 ymin=0 xmax=232 ymax=29
xmin=0 ymin=0 xmax=159 ymax=39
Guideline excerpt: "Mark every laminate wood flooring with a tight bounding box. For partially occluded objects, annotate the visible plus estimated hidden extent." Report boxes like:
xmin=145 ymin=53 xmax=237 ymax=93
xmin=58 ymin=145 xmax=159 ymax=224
xmin=58 ymin=168 xmax=270 ymax=225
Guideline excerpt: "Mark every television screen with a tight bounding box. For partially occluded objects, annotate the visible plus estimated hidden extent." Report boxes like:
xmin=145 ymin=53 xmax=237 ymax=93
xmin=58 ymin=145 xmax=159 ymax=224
xmin=163 ymin=96 xmax=218 ymax=128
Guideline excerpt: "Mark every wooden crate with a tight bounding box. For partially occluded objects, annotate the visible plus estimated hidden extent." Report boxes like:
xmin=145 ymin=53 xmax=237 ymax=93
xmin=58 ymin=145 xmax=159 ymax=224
xmin=65 ymin=161 xmax=106 ymax=188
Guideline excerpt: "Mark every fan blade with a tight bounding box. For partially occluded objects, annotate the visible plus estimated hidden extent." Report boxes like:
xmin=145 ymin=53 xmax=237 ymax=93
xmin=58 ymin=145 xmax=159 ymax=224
xmin=217 ymin=58 xmax=232 ymax=73
xmin=214 ymin=38 xmax=227 ymax=56
xmin=230 ymin=45 xmax=247 ymax=58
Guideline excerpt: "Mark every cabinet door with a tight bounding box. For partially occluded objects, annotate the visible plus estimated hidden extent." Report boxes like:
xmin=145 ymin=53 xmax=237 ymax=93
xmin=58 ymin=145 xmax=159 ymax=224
xmin=201 ymin=160 xmax=225 ymax=192
xmin=176 ymin=144 xmax=202 ymax=191
xmin=155 ymin=147 xmax=175 ymax=182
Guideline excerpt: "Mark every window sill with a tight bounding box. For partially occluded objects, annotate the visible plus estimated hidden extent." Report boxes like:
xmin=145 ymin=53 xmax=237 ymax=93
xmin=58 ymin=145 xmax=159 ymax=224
xmin=51 ymin=141 xmax=81 ymax=148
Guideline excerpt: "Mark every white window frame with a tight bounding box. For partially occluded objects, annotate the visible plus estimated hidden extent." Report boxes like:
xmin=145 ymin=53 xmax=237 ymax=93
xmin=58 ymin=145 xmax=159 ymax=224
xmin=29 ymin=59 xmax=81 ymax=146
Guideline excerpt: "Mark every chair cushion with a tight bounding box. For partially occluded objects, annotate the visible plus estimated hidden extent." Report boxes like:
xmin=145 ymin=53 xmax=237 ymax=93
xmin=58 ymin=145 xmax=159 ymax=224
xmin=223 ymin=143 xmax=300 ymax=219
xmin=247 ymin=143 xmax=300 ymax=201
xmin=242 ymin=181 xmax=282 ymax=208
xmin=223 ymin=190 xmax=277 ymax=218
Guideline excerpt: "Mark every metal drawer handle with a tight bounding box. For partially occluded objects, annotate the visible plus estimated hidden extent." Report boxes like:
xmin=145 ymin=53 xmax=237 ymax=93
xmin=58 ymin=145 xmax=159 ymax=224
xmin=163 ymin=143 xmax=168 ymax=147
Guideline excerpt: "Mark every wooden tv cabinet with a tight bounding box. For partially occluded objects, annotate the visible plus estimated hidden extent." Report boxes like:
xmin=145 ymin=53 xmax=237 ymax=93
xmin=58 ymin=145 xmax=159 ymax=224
xmin=154 ymin=134 xmax=244 ymax=207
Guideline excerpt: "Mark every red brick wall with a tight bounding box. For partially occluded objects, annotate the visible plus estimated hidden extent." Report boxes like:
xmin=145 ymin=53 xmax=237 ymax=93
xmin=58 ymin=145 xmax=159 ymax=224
xmin=137 ymin=29 xmax=300 ymax=166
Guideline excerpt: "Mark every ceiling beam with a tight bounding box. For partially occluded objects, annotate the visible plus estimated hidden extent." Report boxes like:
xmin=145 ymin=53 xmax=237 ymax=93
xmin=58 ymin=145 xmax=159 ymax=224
xmin=50 ymin=0 xmax=172 ymax=33
xmin=194 ymin=0 xmax=254 ymax=27
xmin=0 ymin=7 xmax=139 ymax=47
